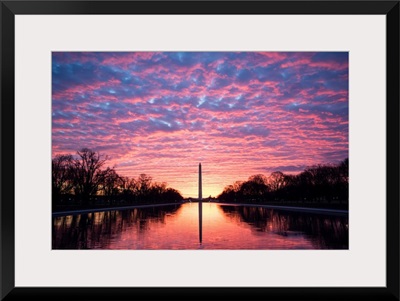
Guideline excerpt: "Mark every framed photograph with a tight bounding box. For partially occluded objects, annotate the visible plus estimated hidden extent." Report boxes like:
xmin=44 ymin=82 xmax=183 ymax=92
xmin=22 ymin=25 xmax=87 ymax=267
xmin=1 ymin=1 xmax=399 ymax=300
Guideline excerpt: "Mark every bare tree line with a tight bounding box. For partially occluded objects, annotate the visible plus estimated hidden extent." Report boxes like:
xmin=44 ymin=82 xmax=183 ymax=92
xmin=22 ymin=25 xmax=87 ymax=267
xmin=52 ymin=148 xmax=183 ymax=208
xmin=53 ymin=148 xmax=348 ymax=209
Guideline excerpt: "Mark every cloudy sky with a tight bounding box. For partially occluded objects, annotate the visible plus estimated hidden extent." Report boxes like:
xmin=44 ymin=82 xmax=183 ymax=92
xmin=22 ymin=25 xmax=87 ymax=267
xmin=52 ymin=52 xmax=348 ymax=198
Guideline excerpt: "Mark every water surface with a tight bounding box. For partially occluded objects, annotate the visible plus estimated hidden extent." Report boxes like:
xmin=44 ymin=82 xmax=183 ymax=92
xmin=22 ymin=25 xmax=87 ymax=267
xmin=52 ymin=202 xmax=348 ymax=249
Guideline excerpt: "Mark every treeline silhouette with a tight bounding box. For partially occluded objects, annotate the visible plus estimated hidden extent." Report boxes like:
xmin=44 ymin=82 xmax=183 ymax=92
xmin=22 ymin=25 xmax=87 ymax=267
xmin=217 ymin=158 xmax=348 ymax=209
xmin=52 ymin=148 xmax=183 ymax=209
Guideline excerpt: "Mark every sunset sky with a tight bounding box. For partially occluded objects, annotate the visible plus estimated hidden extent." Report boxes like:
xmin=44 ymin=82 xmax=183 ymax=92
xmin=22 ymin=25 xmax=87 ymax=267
xmin=52 ymin=52 xmax=348 ymax=198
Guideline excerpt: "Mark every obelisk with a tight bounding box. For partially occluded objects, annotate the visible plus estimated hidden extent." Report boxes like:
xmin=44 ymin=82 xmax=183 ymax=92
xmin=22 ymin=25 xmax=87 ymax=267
xmin=198 ymin=163 xmax=202 ymax=244
xmin=198 ymin=163 xmax=202 ymax=200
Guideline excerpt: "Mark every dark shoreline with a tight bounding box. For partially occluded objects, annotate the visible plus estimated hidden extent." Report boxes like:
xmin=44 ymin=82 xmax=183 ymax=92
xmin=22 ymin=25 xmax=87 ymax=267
xmin=213 ymin=202 xmax=348 ymax=216
xmin=52 ymin=201 xmax=348 ymax=217
xmin=52 ymin=202 xmax=184 ymax=217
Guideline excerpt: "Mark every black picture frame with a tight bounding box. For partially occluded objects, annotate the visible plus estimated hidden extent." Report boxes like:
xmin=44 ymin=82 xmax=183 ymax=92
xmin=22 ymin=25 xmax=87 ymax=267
xmin=1 ymin=1 xmax=399 ymax=300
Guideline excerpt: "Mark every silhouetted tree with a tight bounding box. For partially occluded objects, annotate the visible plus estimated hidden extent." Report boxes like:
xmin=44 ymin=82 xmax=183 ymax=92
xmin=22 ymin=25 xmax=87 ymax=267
xmin=218 ymin=175 xmax=269 ymax=203
xmin=71 ymin=148 xmax=109 ymax=206
xmin=217 ymin=158 xmax=349 ymax=208
xmin=218 ymin=185 xmax=236 ymax=202
xmin=339 ymin=158 xmax=349 ymax=181
xmin=118 ymin=176 xmax=137 ymax=202
xmin=52 ymin=154 xmax=74 ymax=205
xmin=249 ymin=174 xmax=268 ymax=186
xmin=233 ymin=181 xmax=243 ymax=193
xmin=336 ymin=158 xmax=349 ymax=202
xmin=162 ymin=188 xmax=184 ymax=202
xmin=268 ymin=171 xmax=286 ymax=192
xmin=239 ymin=175 xmax=269 ymax=202
xmin=151 ymin=182 xmax=167 ymax=195
xmin=136 ymin=174 xmax=152 ymax=200
xmin=101 ymin=167 xmax=123 ymax=202
xmin=52 ymin=148 xmax=185 ymax=209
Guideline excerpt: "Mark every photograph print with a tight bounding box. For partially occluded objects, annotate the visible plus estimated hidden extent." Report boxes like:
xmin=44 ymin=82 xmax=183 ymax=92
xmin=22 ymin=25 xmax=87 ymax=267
xmin=52 ymin=52 xmax=349 ymax=250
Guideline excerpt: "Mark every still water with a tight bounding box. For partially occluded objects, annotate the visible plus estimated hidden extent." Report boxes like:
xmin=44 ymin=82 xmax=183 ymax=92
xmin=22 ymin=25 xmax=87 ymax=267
xmin=52 ymin=203 xmax=348 ymax=249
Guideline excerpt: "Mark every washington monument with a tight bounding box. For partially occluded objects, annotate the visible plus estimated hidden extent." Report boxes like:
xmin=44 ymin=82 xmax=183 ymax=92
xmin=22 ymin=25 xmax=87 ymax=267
xmin=198 ymin=163 xmax=202 ymax=244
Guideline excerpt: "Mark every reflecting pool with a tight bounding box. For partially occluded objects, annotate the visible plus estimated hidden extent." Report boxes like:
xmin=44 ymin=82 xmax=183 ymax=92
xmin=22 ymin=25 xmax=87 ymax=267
xmin=52 ymin=202 xmax=348 ymax=249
